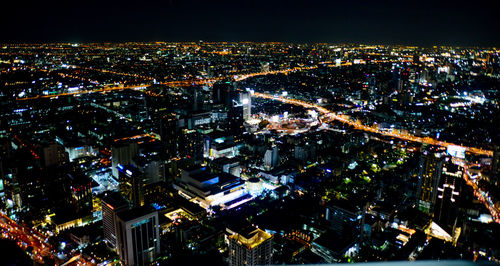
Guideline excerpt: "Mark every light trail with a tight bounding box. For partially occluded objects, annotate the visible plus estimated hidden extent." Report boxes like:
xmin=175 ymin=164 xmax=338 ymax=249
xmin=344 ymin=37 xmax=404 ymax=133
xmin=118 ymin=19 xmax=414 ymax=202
xmin=463 ymin=164 xmax=500 ymax=224
xmin=252 ymin=92 xmax=493 ymax=157
xmin=0 ymin=211 xmax=97 ymax=265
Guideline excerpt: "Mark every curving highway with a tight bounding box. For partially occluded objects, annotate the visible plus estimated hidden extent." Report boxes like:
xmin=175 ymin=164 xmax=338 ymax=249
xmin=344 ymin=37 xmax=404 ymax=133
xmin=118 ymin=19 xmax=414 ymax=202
xmin=252 ymin=92 xmax=493 ymax=157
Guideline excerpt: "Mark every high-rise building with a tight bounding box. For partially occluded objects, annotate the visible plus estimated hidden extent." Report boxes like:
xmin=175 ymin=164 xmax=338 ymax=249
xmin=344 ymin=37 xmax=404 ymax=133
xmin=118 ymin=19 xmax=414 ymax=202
xmin=112 ymin=142 xmax=138 ymax=178
xmin=118 ymin=164 xmax=146 ymax=208
xmin=42 ymin=143 xmax=69 ymax=167
xmin=67 ymin=172 xmax=93 ymax=214
xmin=227 ymin=225 xmax=273 ymax=266
xmin=133 ymin=156 xmax=165 ymax=185
xmin=294 ymin=143 xmax=316 ymax=162
xmin=416 ymin=149 xmax=444 ymax=213
xmin=179 ymin=129 xmax=203 ymax=163
xmin=102 ymin=192 xmax=129 ymax=249
xmin=115 ymin=206 xmax=160 ymax=266
xmin=264 ymin=146 xmax=279 ymax=170
xmin=228 ymin=105 xmax=244 ymax=138
xmin=239 ymin=92 xmax=251 ymax=121
xmin=434 ymin=159 xmax=464 ymax=235
xmin=159 ymin=113 xmax=179 ymax=160
xmin=325 ymin=203 xmax=362 ymax=233
xmin=212 ymin=81 xmax=233 ymax=107
xmin=188 ymin=86 xmax=203 ymax=111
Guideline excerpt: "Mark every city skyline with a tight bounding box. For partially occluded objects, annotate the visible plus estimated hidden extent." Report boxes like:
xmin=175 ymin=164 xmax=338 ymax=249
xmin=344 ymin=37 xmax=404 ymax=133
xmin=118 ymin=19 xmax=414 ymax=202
xmin=1 ymin=2 xmax=500 ymax=264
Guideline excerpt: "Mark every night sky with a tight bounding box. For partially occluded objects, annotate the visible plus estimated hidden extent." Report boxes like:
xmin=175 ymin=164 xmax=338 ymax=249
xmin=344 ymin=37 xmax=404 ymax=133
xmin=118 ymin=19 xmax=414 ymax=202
xmin=2 ymin=0 xmax=499 ymax=46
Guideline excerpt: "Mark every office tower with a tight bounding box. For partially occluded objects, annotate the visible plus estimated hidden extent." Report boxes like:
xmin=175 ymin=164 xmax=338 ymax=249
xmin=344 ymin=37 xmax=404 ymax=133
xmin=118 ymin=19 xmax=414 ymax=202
xmin=239 ymin=92 xmax=251 ymax=121
xmin=392 ymin=67 xmax=409 ymax=93
xmin=294 ymin=143 xmax=315 ymax=162
xmin=416 ymin=149 xmax=444 ymax=214
xmin=325 ymin=204 xmax=362 ymax=233
xmin=188 ymin=86 xmax=203 ymax=111
xmin=185 ymin=111 xmax=212 ymax=130
xmin=212 ymin=81 xmax=233 ymax=107
xmin=434 ymin=159 xmax=464 ymax=235
xmin=179 ymin=129 xmax=203 ymax=163
xmin=118 ymin=164 xmax=146 ymax=208
xmin=227 ymin=225 xmax=273 ymax=266
xmin=115 ymin=206 xmax=160 ymax=266
xmin=264 ymin=146 xmax=279 ymax=170
xmin=228 ymin=105 xmax=244 ymax=138
xmin=112 ymin=142 xmax=138 ymax=178
xmin=367 ymin=74 xmax=377 ymax=99
xmin=42 ymin=143 xmax=69 ymax=167
xmin=133 ymin=156 xmax=165 ymax=185
xmin=159 ymin=113 xmax=179 ymax=160
xmin=102 ymin=192 xmax=129 ymax=249
xmin=67 ymin=172 xmax=93 ymax=214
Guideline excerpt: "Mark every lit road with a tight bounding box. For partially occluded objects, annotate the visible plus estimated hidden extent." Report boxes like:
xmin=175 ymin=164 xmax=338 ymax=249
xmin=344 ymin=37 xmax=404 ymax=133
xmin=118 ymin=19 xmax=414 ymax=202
xmin=15 ymin=78 xmax=225 ymax=101
xmin=252 ymin=92 xmax=493 ymax=157
xmin=0 ymin=211 xmax=56 ymax=264
xmin=462 ymin=164 xmax=500 ymax=224
xmin=0 ymin=211 xmax=96 ymax=265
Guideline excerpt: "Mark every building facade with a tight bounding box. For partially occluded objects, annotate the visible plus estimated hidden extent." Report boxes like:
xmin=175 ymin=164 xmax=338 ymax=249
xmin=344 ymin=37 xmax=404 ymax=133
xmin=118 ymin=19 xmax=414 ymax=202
xmin=116 ymin=207 xmax=160 ymax=266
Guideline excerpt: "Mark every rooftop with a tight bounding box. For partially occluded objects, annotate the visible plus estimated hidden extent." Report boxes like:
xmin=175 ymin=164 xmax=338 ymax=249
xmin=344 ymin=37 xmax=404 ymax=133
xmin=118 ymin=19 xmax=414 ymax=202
xmin=116 ymin=205 xmax=157 ymax=222
xmin=229 ymin=226 xmax=273 ymax=249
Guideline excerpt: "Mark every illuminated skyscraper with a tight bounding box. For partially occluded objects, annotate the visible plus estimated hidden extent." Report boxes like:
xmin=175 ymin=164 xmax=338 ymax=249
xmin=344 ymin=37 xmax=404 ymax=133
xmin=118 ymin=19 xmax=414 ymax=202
xmin=416 ymin=149 xmax=444 ymax=214
xmin=239 ymin=92 xmax=251 ymax=121
xmin=434 ymin=159 xmax=464 ymax=235
xmin=118 ymin=164 xmax=146 ymax=208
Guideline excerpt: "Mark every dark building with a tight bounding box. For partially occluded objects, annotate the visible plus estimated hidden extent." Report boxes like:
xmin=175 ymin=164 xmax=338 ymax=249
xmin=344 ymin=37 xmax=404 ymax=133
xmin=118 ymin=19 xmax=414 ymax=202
xmin=41 ymin=143 xmax=69 ymax=168
xmin=159 ymin=113 xmax=180 ymax=160
xmin=212 ymin=81 xmax=233 ymax=107
xmin=228 ymin=105 xmax=244 ymax=139
xmin=325 ymin=202 xmax=362 ymax=233
xmin=179 ymin=128 xmax=204 ymax=163
xmin=67 ymin=171 xmax=93 ymax=214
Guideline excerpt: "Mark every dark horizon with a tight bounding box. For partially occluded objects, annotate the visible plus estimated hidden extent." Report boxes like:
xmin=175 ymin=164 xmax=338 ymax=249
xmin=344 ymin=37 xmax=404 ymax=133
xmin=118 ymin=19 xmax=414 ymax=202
xmin=2 ymin=0 xmax=499 ymax=46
